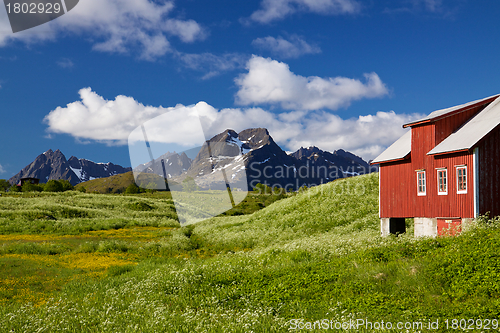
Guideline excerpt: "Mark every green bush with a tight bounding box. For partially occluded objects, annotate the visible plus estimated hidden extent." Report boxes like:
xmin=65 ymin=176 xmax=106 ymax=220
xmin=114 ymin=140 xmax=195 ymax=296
xmin=125 ymin=183 xmax=140 ymax=194
xmin=9 ymin=184 xmax=20 ymax=192
xmin=44 ymin=180 xmax=64 ymax=192
xmin=253 ymin=183 xmax=272 ymax=194
xmin=0 ymin=179 xmax=10 ymax=191
xmin=21 ymin=182 xmax=43 ymax=192
xmin=126 ymin=201 xmax=154 ymax=211
xmin=59 ymin=179 xmax=74 ymax=191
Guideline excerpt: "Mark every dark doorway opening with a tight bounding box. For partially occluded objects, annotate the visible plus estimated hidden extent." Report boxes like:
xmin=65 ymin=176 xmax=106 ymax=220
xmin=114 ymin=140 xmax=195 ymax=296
xmin=389 ymin=218 xmax=406 ymax=235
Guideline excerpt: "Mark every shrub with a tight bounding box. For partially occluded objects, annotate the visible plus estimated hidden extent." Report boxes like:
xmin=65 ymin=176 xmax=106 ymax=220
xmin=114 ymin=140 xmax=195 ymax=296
xmin=9 ymin=184 xmax=21 ymax=192
xmin=126 ymin=201 xmax=154 ymax=211
xmin=272 ymin=186 xmax=283 ymax=195
xmin=125 ymin=183 xmax=140 ymax=194
xmin=21 ymin=182 xmax=43 ymax=192
xmin=59 ymin=179 xmax=74 ymax=191
xmin=44 ymin=180 xmax=64 ymax=192
xmin=253 ymin=183 xmax=272 ymax=194
xmin=0 ymin=179 xmax=10 ymax=191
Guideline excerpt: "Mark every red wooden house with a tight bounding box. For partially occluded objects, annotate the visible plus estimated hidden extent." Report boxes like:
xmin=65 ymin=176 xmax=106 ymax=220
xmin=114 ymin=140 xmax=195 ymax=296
xmin=372 ymin=94 xmax=500 ymax=237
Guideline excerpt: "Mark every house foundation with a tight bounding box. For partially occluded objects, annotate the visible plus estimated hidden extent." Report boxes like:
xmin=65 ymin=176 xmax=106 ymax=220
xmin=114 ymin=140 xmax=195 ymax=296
xmin=461 ymin=218 xmax=474 ymax=232
xmin=414 ymin=217 xmax=437 ymax=237
xmin=380 ymin=218 xmax=406 ymax=237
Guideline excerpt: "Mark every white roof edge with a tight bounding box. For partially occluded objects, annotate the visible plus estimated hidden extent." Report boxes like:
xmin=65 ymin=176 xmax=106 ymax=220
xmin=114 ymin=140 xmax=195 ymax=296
xmin=404 ymin=94 xmax=500 ymax=127
xmin=427 ymin=146 xmax=467 ymax=156
xmin=372 ymin=131 xmax=411 ymax=164
xmin=428 ymin=95 xmax=500 ymax=155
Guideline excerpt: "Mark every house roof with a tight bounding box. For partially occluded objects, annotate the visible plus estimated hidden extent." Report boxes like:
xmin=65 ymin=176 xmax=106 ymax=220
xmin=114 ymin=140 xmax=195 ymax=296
xmin=403 ymin=94 xmax=500 ymax=128
xmin=371 ymin=130 xmax=411 ymax=164
xmin=428 ymin=95 xmax=500 ymax=155
xmin=374 ymin=94 xmax=500 ymax=164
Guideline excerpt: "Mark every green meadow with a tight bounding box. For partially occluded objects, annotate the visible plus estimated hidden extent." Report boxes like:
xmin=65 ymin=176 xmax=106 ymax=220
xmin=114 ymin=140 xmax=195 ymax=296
xmin=1 ymin=173 xmax=500 ymax=332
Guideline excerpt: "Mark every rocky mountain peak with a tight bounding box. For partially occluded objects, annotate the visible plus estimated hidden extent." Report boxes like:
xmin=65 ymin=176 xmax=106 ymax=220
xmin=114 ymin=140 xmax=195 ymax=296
xmin=208 ymin=129 xmax=238 ymax=144
xmin=238 ymin=128 xmax=272 ymax=146
xmin=292 ymin=146 xmax=322 ymax=160
xmin=9 ymin=150 xmax=131 ymax=185
xmin=179 ymin=152 xmax=191 ymax=166
xmin=333 ymin=149 xmax=367 ymax=167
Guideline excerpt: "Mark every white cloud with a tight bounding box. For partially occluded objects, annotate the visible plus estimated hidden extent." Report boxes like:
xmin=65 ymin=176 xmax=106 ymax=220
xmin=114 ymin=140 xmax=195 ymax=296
xmin=0 ymin=164 xmax=5 ymax=174
xmin=248 ymin=0 xmax=362 ymax=24
xmin=252 ymin=35 xmax=321 ymax=58
xmin=163 ymin=19 xmax=206 ymax=43
xmin=235 ymin=56 xmax=389 ymax=111
xmin=0 ymin=0 xmax=206 ymax=60
xmin=44 ymin=87 xmax=173 ymax=145
xmin=44 ymin=89 xmax=422 ymax=161
xmin=176 ymin=52 xmax=249 ymax=79
xmin=57 ymin=58 xmax=74 ymax=68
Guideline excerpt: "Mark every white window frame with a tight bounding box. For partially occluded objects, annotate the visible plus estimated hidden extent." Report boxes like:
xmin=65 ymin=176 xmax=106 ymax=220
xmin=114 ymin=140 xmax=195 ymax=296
xmin=457 ymin=165 xmax=467 ymax=194
xmin=417 ymin=170 xmax=426 ymax=196
xmin=437 ymin=168 xmax=448 ymax=195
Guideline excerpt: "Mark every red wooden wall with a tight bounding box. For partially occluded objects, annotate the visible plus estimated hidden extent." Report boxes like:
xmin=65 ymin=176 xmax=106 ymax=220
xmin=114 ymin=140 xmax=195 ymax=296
xmin=379 ymin=159 xmax=413 ymax=218
xmin=429 ymin=153 xmax=474 ymax=218
xmin=478 ymin=125 xmax=500 ymax=217
xmin=380 ymin=117 xmax=475 ymax=219
xmin=434 ymin=103 xmax=487 ymax=145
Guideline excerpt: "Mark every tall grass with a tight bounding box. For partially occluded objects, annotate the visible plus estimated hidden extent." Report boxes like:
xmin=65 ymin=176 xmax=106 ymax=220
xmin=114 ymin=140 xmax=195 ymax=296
xmin=193 ymin=173 xmax=380 ymax=254
xmin=1 ymin=173 xmax=500 ymax=332
xmin=0 ymin=191 xmax=179 ymax=235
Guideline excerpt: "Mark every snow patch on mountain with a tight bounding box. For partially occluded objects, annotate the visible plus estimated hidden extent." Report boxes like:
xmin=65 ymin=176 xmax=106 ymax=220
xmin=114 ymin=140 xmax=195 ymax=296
xmin=70 ymin=167 xmax=83 ymax=180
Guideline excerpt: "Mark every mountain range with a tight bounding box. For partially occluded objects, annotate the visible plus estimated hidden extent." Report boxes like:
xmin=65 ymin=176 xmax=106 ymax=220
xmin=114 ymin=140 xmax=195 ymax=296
xmin=135 ymin=128 xmax=377 ymax=191
xmin=9 ymin=149 xmax=132 ymax=186
xmin=9 ymin=128 xmax=376 ymax=190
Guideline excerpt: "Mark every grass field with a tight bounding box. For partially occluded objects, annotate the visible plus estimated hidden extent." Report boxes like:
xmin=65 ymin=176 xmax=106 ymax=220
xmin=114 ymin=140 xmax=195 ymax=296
xmin=1 ymin=173 xmax=500 ymax=332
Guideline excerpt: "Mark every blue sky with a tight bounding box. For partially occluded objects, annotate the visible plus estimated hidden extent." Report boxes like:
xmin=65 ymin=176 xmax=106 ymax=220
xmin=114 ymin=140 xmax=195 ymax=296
xmin=1 ymin=0 xmax=500 ymax=179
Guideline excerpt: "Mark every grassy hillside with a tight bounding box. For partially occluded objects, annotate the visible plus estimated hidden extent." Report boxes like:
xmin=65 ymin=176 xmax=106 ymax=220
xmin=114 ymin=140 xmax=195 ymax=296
xmin=74 ymin=172 xmax=291 ymax=216
xmin=74 ymin=171 xmax=136 ymax=193
xmin=0 ymin=191 xmax=178 ymax=234
xmin=1 ymin=173 xmax=500 ymax=332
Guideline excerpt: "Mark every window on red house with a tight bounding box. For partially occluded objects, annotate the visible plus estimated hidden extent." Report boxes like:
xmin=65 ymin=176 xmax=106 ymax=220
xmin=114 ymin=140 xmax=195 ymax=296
xmin=457 ymin=166 xmax=467 ymax=194
xmin=437 ymin=169 xmax=447 ymax=195
xmin=417 ymin=171 xmax=426 ymax=196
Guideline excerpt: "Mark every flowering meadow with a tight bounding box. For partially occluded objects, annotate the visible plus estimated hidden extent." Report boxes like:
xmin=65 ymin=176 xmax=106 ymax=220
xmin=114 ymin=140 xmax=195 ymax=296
xmin=1 ymin=173 xmax=500 ymax=332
